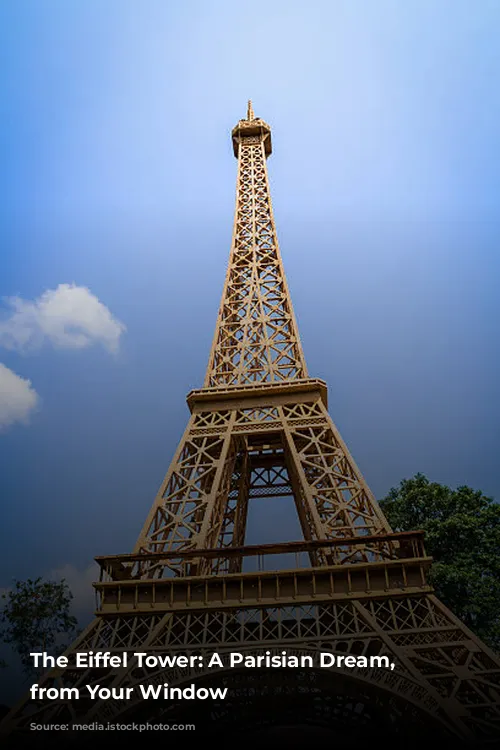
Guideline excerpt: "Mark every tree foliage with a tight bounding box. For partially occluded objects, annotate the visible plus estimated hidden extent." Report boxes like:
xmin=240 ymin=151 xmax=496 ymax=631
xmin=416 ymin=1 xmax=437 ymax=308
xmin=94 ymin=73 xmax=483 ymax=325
xmin=0 ymin=578 xmax=78 ymax=675
xmin=380 ymin=473 xmax=500 ymax=651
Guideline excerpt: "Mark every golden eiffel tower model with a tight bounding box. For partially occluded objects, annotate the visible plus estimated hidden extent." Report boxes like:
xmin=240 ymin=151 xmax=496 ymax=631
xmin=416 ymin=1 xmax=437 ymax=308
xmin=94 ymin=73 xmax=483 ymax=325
xmin=2 ymin=102 xmax=500 ymax=746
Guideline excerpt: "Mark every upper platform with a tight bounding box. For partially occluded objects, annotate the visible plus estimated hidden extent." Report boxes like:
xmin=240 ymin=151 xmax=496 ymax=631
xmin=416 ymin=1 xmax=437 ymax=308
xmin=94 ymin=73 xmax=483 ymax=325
xmin=231 ymin=100 xmax=272 ymax=157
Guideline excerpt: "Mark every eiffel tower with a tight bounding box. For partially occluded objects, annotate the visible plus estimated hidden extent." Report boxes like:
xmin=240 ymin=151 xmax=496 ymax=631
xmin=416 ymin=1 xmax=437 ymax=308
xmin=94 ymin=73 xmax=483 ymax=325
xmin=2 ymin=102 xmax=500 ymax=747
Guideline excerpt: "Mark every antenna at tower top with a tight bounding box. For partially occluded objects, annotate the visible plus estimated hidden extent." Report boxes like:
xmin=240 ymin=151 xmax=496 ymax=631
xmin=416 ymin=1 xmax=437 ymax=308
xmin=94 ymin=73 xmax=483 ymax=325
xmin=232 ymin=100 xmax=272 ymax=157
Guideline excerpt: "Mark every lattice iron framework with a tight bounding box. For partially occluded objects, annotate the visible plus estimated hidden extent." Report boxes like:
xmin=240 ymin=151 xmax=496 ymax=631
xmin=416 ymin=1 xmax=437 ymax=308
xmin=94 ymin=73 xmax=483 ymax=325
xmin=2 ymin=102 xmax=500 ymax=745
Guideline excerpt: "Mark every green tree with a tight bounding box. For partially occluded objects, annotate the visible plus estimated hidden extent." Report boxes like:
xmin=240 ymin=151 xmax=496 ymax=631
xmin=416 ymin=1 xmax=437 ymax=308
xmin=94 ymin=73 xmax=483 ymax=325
xmin=380 ymin=473 xmax=500 ymax=651
xmin=0 ymin=578 xmax=78 ymax=675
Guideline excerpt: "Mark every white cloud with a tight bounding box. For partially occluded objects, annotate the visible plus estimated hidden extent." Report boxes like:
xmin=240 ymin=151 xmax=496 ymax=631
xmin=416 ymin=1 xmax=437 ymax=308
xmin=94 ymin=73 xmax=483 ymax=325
xmin=0 ymin=283 xmax=126 ymax=354
xmin=0 ymin=363 xmax=39 ymax=430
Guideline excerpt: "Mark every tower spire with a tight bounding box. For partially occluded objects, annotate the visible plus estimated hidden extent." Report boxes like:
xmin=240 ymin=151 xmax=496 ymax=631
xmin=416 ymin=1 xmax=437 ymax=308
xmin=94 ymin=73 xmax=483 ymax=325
xmin=208 ymin=107 xmax=303 ymax=385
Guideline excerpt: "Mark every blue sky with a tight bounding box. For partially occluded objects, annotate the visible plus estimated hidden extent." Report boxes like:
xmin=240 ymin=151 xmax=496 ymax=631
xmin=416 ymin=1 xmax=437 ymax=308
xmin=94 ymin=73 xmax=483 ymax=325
xmin=1 ymin=0 xmax=499 ymax=636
